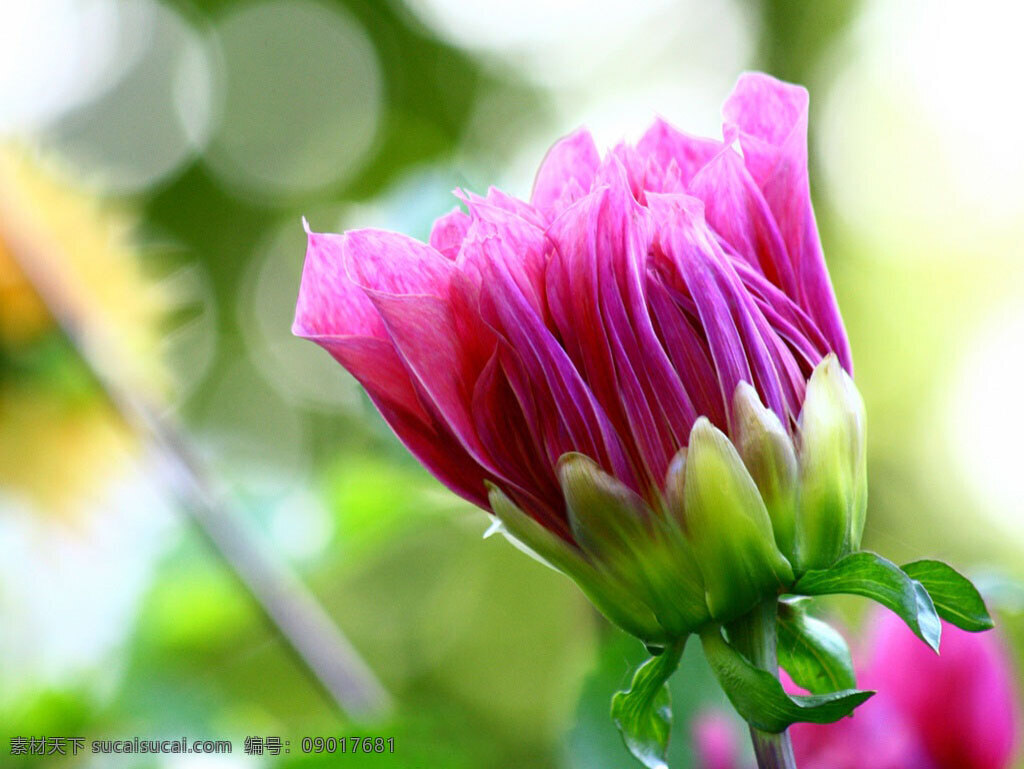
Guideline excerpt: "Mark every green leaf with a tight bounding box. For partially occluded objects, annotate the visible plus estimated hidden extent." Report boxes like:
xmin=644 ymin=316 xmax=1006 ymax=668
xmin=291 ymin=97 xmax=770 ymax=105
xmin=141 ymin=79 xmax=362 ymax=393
xmin=777 ymin=599 xmax=856 ymax=694
xmin=792 ymin=551 xmax=942 ymax=652
xmin=902 ymin=560 xmax=994 ymax=632
xmin=611 ymin=639 xmax=687 ymax=769
xmin=700 ymin=627 xmax=872 ymax=733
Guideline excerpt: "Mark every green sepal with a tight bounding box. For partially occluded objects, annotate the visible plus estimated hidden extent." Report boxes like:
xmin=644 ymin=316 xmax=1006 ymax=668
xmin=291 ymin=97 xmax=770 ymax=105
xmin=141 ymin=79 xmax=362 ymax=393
xmin=611 ymin=639 xmax=687 ymax=769
xmin=795 ymin=355 xmax=867 ymax=571
xmin=777 ymin=599 xmax=856 ymax=694
xmin=732 ymin=382 xmax=800 ymax=562
xmin=486 ymin=483 xmax=670 ymax=643
xmin=559 ymin=453 xmax=708 ymax=636
xmin=793 ymin=551 xmax=941 ymax=652
xmin=700 ymin=626 xmax=873 ymax=733
xmin=680 ymin=418 xmax=793 ymax=622
xmin=902 ymin=560 xmax=994 ymax=632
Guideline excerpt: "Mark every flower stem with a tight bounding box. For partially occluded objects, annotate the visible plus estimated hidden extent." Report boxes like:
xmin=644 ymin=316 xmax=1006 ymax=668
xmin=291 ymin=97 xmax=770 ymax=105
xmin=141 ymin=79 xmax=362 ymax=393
xmin=727 ymin=599 xmax=798 ymax=769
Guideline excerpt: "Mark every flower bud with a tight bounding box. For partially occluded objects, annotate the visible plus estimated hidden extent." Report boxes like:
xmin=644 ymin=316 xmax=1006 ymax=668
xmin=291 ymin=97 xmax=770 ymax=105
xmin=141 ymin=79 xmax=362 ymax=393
xmin=732 ymin=382 xmax=800 ymax=563
xmin=795 ymin=355 xmax=867 ymax=572
xmin=677 ymin=418 xmax=794 ymax=622
xmin=558 ymin=453 xmax=709 ymax=637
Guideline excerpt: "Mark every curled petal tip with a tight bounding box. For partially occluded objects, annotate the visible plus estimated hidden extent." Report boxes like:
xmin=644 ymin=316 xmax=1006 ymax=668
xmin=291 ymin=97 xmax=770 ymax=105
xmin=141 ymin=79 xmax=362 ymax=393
xmin=482 ymin=517 xmax=504 ymax=539
xmin=732 ymin=380 xmax=762 ymax=412
xmin=555 ymin=451 xmax=593 ymax=475
xmin=690 ymin=415 xmax=715 ymax=438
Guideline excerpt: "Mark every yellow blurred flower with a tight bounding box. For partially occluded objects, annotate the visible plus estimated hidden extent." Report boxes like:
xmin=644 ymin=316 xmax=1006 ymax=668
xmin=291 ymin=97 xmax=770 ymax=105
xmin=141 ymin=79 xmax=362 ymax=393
xmin=0 ymin=390 xmax=132 ymax=516
xmin=0 ymin=233 xmax=50 ymax=345
xmin=0 ymin=146 xmax=168 ymax=515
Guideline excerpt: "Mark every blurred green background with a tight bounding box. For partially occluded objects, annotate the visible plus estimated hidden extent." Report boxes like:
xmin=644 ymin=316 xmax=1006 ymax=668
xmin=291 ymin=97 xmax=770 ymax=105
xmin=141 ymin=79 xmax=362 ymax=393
xmin=2 ymin=0 xmax=1023 ymax=767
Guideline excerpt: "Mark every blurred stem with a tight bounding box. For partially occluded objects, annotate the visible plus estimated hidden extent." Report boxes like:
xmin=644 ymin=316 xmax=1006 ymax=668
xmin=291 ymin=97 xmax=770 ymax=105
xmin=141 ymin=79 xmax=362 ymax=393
xmin=0 ymin=207 xmax=391 ymax=722
xmin=728 ymin=600 xmax=797 ymax=769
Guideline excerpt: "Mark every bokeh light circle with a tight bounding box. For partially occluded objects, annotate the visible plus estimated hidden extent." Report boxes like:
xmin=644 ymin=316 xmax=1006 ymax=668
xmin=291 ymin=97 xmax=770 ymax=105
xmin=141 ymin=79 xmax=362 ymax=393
xmin=44 ymin=0 xmax=216 ymax=193
xmin=198 ymin=356 xmax=311 ymax=500
xmin=269 ymin=489 xmax=334 ymax=563
xmin=944 ymin=303 xmax=1024 ymax=544
xmin=407 ymin=0 xmax=750 ymax=92
xmin=204 ymin=0 xmax=382 ymax=201
xmin=821 ymin=0 xmax=1024 ymax=258
xmin=0 ymin=0 xmax=122 ymax=133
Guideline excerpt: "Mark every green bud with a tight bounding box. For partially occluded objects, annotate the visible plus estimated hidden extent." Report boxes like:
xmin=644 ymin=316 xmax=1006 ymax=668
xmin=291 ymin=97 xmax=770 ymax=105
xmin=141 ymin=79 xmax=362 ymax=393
xmin=558 ymin=453 xmax=709 ymax=637
xmin=732 ymin=382 xmax=799 ymax=562
xmin=679 ymin=418 xmax=794 ymax=622
xmin=795 ymin=355 xmax=867 ymax=572
xmin=486 ymin=482 xmax=670 ymax=643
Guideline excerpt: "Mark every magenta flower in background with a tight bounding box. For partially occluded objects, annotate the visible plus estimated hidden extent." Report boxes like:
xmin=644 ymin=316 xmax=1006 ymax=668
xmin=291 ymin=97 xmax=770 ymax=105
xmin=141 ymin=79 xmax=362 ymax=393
xmin=694 ymin=608 xmax=1020 ymax=769
xmin=852 ymin=610 xmax=1019 ymax=769
xmin=694 ymin=713 xmax=746 ymax=769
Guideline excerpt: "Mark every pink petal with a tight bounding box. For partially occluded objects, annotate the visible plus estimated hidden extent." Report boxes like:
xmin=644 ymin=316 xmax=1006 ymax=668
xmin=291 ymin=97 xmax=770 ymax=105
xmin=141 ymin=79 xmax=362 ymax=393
xmin=320 ymin=337 xmax=491 ymax=508
xmin=471 ymin=351 xmax=567 ymax=536
xmin=293 ymin=229 xmax=490 ymax=506
xmin=723 ymin=72 xmax=852 ymax=372
xmin=343 ymin=229 xmax=495 ymax=470
xmin=731 ymin=257 xmax=830 ymax=370
xmin=604 ymin=142 xmax=647 ymax=202
xmin=546 ymin=174 xmax=698 ymax=488
xmin=636 ymin=117 xmax=722 ymax=193
xmin=692 ymin=712 xmax=744 ymax=769
xmin=470 ymin=218 xmax=637 ymax=491
xmin=482 ymin=186 xmax=548 ymax=228
xmin=647 ymin=193 xmax=789 ymax=427
xmin=789 ymin=691 xmax=932 ymax=769
xmin=688 ymin=145 xmax=799 ymax=299
xmin=458 ymin=197 xmax=549 ymax=320
xmin=343 ymin=228 xmax=456 ymax=298
xmin=530 ymin=128 xmax=600 ymax=220
xmin=647 ymin=274 xmax=728 ymax=430
xmin=293 ymin=229 xmax=385 ymax=340
xmin=429 ymin=207 xmax=470 ymax=260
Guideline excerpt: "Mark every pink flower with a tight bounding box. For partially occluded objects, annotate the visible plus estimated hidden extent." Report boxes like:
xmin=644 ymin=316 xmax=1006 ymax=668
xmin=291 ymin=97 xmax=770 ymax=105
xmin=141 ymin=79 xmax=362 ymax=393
xmin=693 ymin=610 xmax=1020 ymax=769
xmin=294 ymin=72 xmax=861 ymax=637
xmin=787 ymin=675 xmax=935 ymax=769
xmin=853 ymin=610 xmax=1019 ymax=769
xmin=296 ymin=71 xmax=842 ymax=510
xmin=693 ymin=712 xmax=745 ymax=769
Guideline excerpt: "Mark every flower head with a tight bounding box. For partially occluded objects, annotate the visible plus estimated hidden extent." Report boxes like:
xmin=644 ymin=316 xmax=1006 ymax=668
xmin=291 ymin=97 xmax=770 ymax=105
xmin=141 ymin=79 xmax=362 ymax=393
xmin=294 ymin=73 xmax=864 ymax=640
